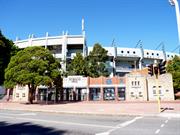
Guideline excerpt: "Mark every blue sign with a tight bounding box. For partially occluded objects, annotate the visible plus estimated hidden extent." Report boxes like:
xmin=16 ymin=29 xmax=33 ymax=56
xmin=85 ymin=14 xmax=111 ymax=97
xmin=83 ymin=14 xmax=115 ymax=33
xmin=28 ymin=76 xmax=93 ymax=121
xmin=119 ymin=79 xmax=124 ymax=84
xmin=106 ymin=79 xmax=112 ymax=84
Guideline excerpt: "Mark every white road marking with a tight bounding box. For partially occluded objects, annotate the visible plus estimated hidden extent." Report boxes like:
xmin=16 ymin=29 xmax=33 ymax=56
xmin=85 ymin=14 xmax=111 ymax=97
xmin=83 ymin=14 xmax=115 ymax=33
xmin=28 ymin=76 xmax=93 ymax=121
xmin=168 ymin=117 xmax=171 ymax=120
xmin=0 ymin=112 xmax=36 ymax=116
xmin=120 ymin=116 xmax=142 ymax=127
xmin=16 ymin=113 xmax=37 ymax=116
xmin=96 ymin=132 xmax=109 ymax=135
xmin=96 ymin=116 xmax=143 ymax=135
xmin=165 ymin=120 xmax=168 ymax=123
xmin=0 ymin=115 xmax=114 ymax=129
xmin=160 ymin=124 xmax=164 ymax=128
xmin=159 ymin=113 xmax=180 ymax=118
xmin=155 ymin=129 xmax=160 ymax=134
xmin=155 ymin=118 xmax=169 ymax=134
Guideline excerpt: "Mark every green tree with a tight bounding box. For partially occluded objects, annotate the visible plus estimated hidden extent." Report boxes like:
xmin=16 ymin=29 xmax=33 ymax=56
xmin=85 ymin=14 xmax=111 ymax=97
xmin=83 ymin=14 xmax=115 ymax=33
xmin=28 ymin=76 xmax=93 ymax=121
xmin=0 ymin=30 xmax=19 ymax=85
xmin=166 ymin=55 xmax=180 ymax=93
xmin=67 ymin=52 xmax=87 ymax=76
xmin=4 ymin=46 xmax=62 ymax=104
xmin=87 ymin=43 xmax=110 ymax=77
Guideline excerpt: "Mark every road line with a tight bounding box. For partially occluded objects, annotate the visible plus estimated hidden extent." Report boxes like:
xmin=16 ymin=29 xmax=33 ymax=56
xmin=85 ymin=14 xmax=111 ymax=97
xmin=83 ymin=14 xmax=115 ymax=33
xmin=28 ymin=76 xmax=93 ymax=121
xmin=96 ymin=116 xmax=143 ymax=135
xmin=17 ymin=113 xmax=37 ymax=116
xmin=120 ymin=116 xmax=142 ymax=127
xmin=0 ymin=115 xmax=114 ymax=129
xmin=159 ymin=113 xmax=180 ymax=118
xmin=155 ymin=129 xmax=160 ymax=134
xmin=160 ymin=124 xmax=164 ymax=128
xmin=0 ymin=112 xmax=36 ymax=116
xmin=96 ymin=132 xmax=109 ymax=135
xmin=165 ymin=120 xmax=168 ymax=123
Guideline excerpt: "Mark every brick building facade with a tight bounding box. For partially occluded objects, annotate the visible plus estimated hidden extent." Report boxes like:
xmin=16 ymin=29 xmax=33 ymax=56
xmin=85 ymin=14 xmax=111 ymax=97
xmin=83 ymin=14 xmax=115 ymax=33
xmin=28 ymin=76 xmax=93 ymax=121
xmin=11 ymin=73 xmax=174 ymax=102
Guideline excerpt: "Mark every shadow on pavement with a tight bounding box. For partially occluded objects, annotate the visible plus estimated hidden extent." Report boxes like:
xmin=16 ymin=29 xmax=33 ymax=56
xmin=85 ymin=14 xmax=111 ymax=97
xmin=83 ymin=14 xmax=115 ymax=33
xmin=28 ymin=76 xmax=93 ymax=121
xmin=22 ymin=101 xmax=82 ymax=105
xmin=161 ymin=107 xmax=174 ymax=112
xmin=0 ymin=121 xmax=67 ymax=135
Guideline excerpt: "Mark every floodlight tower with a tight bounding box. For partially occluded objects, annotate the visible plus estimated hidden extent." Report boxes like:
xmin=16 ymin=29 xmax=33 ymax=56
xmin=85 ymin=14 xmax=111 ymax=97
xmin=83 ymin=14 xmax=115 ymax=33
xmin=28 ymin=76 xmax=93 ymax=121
xmin=169 ymin=0 xmax=180 ymax=44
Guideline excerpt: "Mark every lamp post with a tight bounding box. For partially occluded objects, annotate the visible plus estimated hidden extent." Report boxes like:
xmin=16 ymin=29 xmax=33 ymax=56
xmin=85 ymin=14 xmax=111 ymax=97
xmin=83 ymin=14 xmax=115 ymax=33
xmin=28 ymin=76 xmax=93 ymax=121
xmin=169 ymin=0 xmax=180 ymax=44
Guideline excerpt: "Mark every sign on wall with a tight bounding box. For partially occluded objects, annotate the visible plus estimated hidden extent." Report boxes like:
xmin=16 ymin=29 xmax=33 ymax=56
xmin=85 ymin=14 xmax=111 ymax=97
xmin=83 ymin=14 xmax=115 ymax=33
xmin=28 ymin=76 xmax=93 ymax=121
xmin=63 ymin=76 xmax=87 ymax=87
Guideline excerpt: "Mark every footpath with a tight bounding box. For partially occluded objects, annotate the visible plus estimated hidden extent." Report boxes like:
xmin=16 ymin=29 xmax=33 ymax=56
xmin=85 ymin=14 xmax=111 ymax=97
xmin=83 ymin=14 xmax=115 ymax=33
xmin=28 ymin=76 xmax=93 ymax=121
xmin=0 ymin=101 xmax=180 ymax=117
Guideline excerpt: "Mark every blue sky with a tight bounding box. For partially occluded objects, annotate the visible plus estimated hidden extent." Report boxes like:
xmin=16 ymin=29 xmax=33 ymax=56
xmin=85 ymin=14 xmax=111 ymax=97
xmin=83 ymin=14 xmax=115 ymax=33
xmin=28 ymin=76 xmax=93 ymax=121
xmin=0 ymin=0 xmax=179 ymax=52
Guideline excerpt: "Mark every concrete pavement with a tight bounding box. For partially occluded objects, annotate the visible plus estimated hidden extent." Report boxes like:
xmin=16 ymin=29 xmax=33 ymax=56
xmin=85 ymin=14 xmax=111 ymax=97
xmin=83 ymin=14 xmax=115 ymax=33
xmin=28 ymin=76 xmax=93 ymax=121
xmin=0 ymin=109 xmax=179 ymax=135
xmin=0 ymin=101 xmax=180 ymax=117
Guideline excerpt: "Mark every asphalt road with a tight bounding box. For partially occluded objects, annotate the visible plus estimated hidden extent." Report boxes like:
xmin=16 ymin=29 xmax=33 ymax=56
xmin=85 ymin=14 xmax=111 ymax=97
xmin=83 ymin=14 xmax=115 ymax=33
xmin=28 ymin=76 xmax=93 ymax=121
xmin=0 ymin=110 xmax=179 ymax=135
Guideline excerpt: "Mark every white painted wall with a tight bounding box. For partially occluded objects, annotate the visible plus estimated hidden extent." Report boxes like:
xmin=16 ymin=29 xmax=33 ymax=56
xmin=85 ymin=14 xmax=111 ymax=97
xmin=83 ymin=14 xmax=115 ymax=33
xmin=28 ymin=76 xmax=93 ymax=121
xmin=147 ymin=73 xmax=174 ymax=101
xmin=13 ymin=85 xmax=29 ymax=102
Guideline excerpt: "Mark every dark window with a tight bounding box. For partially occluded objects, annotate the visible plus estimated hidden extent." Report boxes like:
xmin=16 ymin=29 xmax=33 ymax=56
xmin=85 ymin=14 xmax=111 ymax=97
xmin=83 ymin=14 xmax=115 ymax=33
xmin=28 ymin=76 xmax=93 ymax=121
xmin=133 ymin=51 xmax=136 ymax=54
xmin=147 ymin=52 xmax=149 ymax=55
xmin=137 ymin=81 xmax=140 ymax=85
xmin=159 ymin=90 xmax=162 ymax=94
xmin=131 ymin=81 xmax=134 ymax=86
xmin=167 ymin=55 xmax=170 ymax=57
xmin=118 ymin=88 xmax=125 ymax=101
xmin=121 ymin=51 xmax=124 ymax=53
xmin=16 ymin=93 xmax=19 ymax=97
xmin=103 ymin=88 xmax=115 ymax=100
xmin=127 ymin=51 xmax=130 ymax=54
xmin=157 ymin=53 xmax=159 ymax=56
xmin=152 ymin=53 xmax=154 ymax=55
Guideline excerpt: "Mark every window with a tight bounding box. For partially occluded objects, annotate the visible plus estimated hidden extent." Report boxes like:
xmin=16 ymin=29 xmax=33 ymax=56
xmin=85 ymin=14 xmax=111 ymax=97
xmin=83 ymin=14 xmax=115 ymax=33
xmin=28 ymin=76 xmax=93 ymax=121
xmin=137 ymin=81 xmax=140 ymax=86
xmin=121 ymin=51 xmax=124 ymax=53
xmin=147 ymin=52 xmax=149 ymax=55
xmin=135 ymin=81 xmax=137 ymax=86
xmin=118 ymin=88 xmax=125 ymax=100
xmin=133 ymin=51 xmax=136 ymax=54
xmin=159 ymin=90 xmax=162 ymax=94
xmin=103 ymin=88 xmax=115 ymax=100
xmin=131 ymin=81 xmax=134 ymax=86
xmin=152 ymin=53 xmax=154 ymax=55
xmin=153 ymin=90 xmax=156 ymax=94
xmin=16 ymin=93 xmax=19 ymax=98
xmin=157 ymin=53 xmax=159 ymax=56
xmin=22 ymin=93 xmax=25 ymax=97
xmin=127 ymin=51 xmax=130 ymax=54
xmin=131 ymin=92 xmax=134 ymax=95
xmin=166 ymin=90 xmax=169 ymax=92
xmin=167 ymin=55 xmax=170 ymax=57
